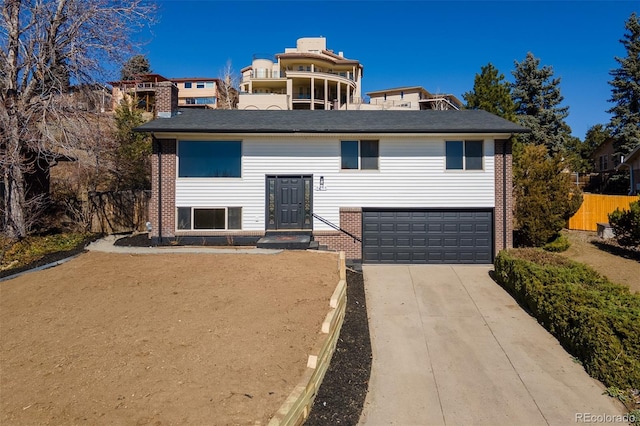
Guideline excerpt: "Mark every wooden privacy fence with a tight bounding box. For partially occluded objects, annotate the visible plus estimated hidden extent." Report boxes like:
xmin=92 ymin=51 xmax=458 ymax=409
xmin=88 ymin=190 xmax=150 ymax=234
xmin=567 ymin=193 xmax=638 ymax=231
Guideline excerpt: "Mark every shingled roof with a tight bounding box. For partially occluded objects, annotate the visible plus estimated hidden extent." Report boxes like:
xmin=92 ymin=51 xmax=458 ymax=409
xmin=135 ymin=109 xmax=530 ymax=134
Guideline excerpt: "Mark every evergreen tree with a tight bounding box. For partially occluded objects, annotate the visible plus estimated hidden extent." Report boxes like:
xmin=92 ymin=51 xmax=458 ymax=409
xmin=120 ymin=54 xmax=152 ymax=81
xmin=112 ymin=100 xmax=151 ymax=190
xmin=607 ymin=12 xmax=640 ymax=158
xmin=463 ymin=63 xmax=516 ymax=122
xmin=511 ymin=52 xmax=572 ymax=154
xmin=514 ymin=144 xmax=583 ymax=247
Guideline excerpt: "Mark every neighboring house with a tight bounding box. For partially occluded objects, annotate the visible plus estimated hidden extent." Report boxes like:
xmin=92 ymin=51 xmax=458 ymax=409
xmin=136 ymin=82 xmax=529 ymax=264
xmin=109 ymin=74 xmax=221 ymax=112
xmin=238 ymin=37 xmax=364 ymax=110
xmin=618 ymin=144 xmax=640 ymax=195
xmin=591 ymin=138 xmax=620 ymax=173
xmin=365 ymin=86 xmax=463 ymax=111
xmin=170 ymin=78 xmax=220 ymax=109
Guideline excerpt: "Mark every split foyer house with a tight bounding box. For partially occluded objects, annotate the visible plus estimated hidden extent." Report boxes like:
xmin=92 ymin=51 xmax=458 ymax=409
xmin=137 ymin=82 xmax=529 ymax=264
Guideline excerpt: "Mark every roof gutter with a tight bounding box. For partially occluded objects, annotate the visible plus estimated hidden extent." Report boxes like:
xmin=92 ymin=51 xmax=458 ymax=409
xmin=135 ymin=127 xmax=530 ymax=135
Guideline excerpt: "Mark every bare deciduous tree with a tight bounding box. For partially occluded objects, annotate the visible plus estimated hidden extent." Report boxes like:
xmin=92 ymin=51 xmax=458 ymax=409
xmin=217 ymin=60 xmax=239 ymax=110
xmin=0 ymin=0 xmax=156 ymax=239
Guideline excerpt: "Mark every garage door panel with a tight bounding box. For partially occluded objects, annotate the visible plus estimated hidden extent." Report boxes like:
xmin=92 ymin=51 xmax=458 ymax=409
xmin=443 ymin=224 xmax=458 ymax=233
xmin=428 ymin=238 xmax=443 ymax=247
xmin=396 ymin=237 xmax=411 ymax=247
xmin=397 ymin=223 xmax=411 ymax=232
xmin=459 ymin=223 xmax=474 ymax=233
xmin=476 ymin=224 xmax=490 ymax=233
xmin=363 ymin=222 xmax=380 ymax=232
xmin=363 ymin=209 xmax=493 ymax=264
xmin=411 ymin=223 xmax=426 ymax=232
xmin=444 ymin=238 xmax=458 ymax=247
xmin=428 ymin=223 xmax=442 ymax=232
xmin=380 ymin=238 xmax=396 ymax=247
xmin=459 ymin=238 xmax=475 ymax=247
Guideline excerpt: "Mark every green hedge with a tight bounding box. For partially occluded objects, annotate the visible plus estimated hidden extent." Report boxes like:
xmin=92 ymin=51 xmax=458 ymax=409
xmin=494 ymin=249 xmax=640 ymax=390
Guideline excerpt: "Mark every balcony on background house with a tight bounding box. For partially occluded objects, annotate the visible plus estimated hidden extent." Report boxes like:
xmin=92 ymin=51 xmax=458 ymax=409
xmin=368 ymin=98 xmax=412 ymax=108
xmin=284 ymin=68 xmax=357 ymax=88
xmin=135 ymin=82 xmax=157 ymax=90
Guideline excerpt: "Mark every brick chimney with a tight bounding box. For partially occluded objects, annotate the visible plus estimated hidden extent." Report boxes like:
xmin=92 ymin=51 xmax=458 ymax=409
xmin=155 ymin=81 xmax=178 ymax=118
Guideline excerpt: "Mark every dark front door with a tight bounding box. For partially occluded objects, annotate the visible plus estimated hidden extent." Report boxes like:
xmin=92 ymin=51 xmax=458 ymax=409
xmin=266 ymin=175 xmax=313 ymax=230
xmin=277 ymin=177 xmax=303 ymax=228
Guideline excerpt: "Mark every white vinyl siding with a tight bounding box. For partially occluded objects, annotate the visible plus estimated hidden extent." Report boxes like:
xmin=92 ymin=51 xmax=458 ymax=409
xmin=174 ymin=136 xmax=496 ymax=231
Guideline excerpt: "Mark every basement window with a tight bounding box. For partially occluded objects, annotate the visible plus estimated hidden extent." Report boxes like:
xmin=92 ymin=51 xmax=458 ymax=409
xmin=177 ymin=207 xmax=242 ymax=230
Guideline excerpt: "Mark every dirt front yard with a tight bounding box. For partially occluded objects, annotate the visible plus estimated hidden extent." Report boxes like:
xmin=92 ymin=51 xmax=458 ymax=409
xmin=0 ymin=250 xmax=339 ymax=425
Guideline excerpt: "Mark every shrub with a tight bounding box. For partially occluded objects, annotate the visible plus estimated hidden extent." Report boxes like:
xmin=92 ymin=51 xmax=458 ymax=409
xmin=514 ymin=144 xmax=583 ymax=247
xmin=543 ymin=234 xmax=570 ymax=252
xmin=495 ymin=249 xmax=640 ymax=390
xmin=609 ymin=200 xmax=640 ymax=248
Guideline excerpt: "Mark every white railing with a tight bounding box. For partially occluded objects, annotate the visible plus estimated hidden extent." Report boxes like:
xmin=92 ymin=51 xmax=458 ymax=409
xmin=368 ymin=98 xmax=412 ymax=108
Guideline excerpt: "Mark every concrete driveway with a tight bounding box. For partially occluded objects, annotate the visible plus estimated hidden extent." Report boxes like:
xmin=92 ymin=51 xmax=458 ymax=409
xmin=359 ymin=265 xmax=626 ymax=426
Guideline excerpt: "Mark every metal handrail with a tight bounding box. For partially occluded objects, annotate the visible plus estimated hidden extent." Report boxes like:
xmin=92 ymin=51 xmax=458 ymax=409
xmin=312 ymin=213 xmax=361 ymax=243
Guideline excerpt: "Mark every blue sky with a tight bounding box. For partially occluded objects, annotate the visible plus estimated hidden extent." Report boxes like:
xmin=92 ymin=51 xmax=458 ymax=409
xmin=138 ymin=1 xmax=638 ymax=139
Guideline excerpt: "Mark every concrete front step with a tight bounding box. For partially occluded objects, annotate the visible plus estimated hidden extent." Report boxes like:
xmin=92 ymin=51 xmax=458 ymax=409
xmin=257 ymin=233 xmax=312 ymax=250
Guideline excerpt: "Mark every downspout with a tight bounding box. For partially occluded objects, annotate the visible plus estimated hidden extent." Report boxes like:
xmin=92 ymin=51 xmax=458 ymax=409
xmin=503 ymin=139 xmax=508 ymax=251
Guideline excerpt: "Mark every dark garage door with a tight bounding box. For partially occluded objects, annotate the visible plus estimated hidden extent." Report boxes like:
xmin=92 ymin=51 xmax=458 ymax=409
xmin=362 ymin=209 xmax=493 ymax=264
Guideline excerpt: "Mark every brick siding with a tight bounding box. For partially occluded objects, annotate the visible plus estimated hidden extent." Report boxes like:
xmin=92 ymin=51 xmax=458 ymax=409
xmin=155 ymin=81 xmax=178 ymax=118
xmin=494 ymin=139 xmax=514 ymax=253
xmin=313 ymin=208 xmax=362 ymax=260
xmin=149 ymin=138 xmax=176 ymax=240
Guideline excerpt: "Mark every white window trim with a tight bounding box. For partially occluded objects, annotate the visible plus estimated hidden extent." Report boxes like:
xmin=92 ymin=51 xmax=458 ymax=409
xmin=176 ymin=206 xmax=242 ymax=231
xmin=340 ymin=140 xmax=379 ymax=171
xmin=445 ymin=140 xmax=485 ymax=171
xmin=176 ymin=140 xmax=243 ymax=179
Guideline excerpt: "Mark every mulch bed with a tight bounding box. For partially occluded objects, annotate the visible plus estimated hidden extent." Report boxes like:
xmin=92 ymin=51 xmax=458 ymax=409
xmin=113 ymin=232 xmax=153 ymax=247
xmin=305 ymin=269 xmax=372 ymax=425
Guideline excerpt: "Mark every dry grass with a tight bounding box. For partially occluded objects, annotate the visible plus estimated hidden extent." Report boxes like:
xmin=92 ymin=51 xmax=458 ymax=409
xmin=560 ymin=230 xmax=640 ymax=293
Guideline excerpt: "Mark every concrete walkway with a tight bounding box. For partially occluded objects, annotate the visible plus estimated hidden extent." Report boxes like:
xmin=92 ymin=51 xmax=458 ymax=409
xmin=86 ymin=235 xmax=281 ymax=255
xmin=359 ymin=265 xmax=626 ymax=426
